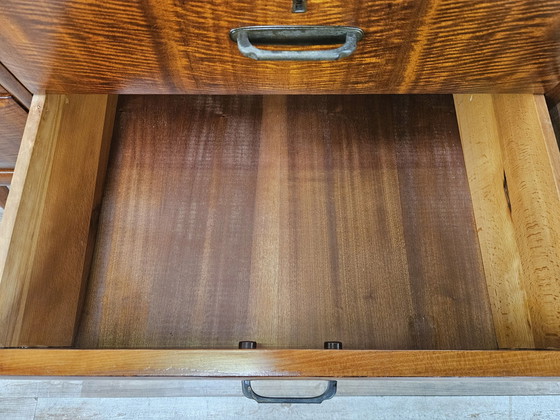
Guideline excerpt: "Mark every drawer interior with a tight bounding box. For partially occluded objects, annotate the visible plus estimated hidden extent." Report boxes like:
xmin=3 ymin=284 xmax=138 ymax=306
xmin=1 ymin=93 xmax=559 ymax=351
xmin=76 ymin=94 xmax=494 ymax=349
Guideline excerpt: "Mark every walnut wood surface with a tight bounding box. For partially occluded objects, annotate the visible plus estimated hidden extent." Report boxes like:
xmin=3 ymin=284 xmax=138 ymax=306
xmin=456 ymin=94 xmax=560 ymax=349
xmin=77 ymin=95 xmax=496 ymax=350
xmin=0 ymin=94 xmax=117 ymax=347
xmin=1 ymin=350 xmax=560 ymax=377
xmin=0 ymin=97 xmax=26 ymax=168
xmin=0 ymin=1 xmax=558 ymax=94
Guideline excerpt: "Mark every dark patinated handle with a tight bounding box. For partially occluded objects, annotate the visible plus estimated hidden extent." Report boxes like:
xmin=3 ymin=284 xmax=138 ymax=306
xmin=241 ymin=380 xmax=337 ymax=404
xmin=229 ymin=26 xmax=364 ymax=61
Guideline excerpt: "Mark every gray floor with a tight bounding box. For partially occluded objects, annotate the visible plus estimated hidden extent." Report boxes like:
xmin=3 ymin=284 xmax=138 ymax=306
xmin=1 ymin=379 xmax=560 ymax=419
xmin=2 ymin=394 xmax=560 ymax=419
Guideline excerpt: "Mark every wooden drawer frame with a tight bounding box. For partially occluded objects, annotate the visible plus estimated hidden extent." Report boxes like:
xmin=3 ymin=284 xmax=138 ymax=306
xmin=0 ymin=93 xmax=559 ymax=381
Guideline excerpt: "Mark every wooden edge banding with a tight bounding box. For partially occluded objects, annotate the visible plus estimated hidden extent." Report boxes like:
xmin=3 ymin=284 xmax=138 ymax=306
xmin=0 ymin=94 xmax=117 ymax=347
xmin=0 ymin=62 xmax=32 ymax=110
xmin=0 ymin=350 xmax=559 ymax=377
xmin=454 ymin=94 xmax=560 ymax=349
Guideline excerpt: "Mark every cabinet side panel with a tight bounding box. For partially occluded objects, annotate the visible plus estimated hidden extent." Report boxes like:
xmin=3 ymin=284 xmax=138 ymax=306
xmin=0 ymin=94 xmax=117 ymax=347
xmin=455 ymin=94 xmax=560 ymax=349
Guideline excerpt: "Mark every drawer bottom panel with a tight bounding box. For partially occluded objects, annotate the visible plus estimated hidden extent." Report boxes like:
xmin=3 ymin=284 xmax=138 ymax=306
xmin=75 ymin=95 xmax=495 ymax=350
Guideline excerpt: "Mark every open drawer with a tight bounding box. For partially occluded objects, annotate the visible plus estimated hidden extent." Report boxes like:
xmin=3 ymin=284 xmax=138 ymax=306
xmin=0 ymin=93 xmax=559 ymax=379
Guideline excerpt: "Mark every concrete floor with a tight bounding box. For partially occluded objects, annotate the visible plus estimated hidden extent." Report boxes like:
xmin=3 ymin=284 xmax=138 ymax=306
xmin=2 ymin=394 xmax=560 ymax=419
xmin=1 ymin=379 xmax=560 ymax=419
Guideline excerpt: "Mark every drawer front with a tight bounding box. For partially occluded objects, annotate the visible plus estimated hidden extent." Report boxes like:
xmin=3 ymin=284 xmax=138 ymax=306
xmin=0 ymin=0 xmax=559 ymax=94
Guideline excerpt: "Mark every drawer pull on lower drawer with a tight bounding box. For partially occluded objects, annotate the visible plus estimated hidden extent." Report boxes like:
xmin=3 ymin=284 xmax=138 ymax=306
xmin=241 ymin=380 xmax=337 ymax=404
xmin=229 ymin=26 xmax=364 ymax=61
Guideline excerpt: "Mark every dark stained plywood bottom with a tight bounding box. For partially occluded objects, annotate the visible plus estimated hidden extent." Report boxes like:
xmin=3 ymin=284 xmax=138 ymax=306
xmin=76 ymin=95 xmax=497 ymax=350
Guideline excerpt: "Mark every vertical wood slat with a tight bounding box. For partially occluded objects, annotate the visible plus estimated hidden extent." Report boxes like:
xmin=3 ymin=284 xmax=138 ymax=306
xmin=0 ymin=94 xmax=117 ymax=347
xmin=454 ymin=94 xmax=560 ymax=349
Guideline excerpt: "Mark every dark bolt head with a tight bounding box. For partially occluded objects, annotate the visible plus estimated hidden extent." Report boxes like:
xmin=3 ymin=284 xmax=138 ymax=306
xmin=239 ymin=341 xmax=258 ymax=349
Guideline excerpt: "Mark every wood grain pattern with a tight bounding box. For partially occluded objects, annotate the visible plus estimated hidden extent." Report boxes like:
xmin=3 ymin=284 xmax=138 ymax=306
xmin=455 ymin=94 xmax=560 ymax=349
xmin=0 ymin=97 xmax=26 ymax=168
xmin=0 ymin=94 xmax=117 ymax=347
xmin=0 ymin=169 xmax=13 ymax=186
xmin=0 ymin=186 xmax=8 ymax=209
xmin=0 ymin=1 xmax=558 ymax=94
xmin=0 ymin=62 xmax=32 ymax=109
xmin=1 ymin=349 xmax=560 ymax=377
xmin=76 ymin=95 xmax=495 ymax=350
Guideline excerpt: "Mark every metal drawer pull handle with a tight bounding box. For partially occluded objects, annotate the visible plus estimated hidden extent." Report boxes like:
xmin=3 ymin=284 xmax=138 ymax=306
xmin=241 ymin=380 xmax=337 ymax=404
xmin=229 ymin=26 xmax=364 ymax=61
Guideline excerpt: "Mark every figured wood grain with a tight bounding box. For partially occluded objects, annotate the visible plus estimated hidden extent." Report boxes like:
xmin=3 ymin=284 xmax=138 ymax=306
xmin=0 ymin=62 xmax=32 ymax=109
xmin=0 ymin=1 xmax=558 ymax=94
xmin=77 ymin=95 xmax=495 ymax=350
xmin=1 ymin=349 xmax=560 ymax=377
xmin=455 ymin=94 xmax=560 ymax=349
xmin=0 ymin=94 xmax=117 ymax=347
xmin=0 ymin=97 xmax=27 ymax=168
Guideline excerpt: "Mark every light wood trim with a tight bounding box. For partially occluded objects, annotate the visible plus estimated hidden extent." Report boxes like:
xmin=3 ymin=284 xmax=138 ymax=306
xmin=0 ymin=350 xmax=559 ymax=377
xmin=0 ymin=94 xmax=117 ymax=347
xmin=454 ymin=94 xmax=560 ymax=349
xmin=0 ymin=62 xmax=32 ymax=109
